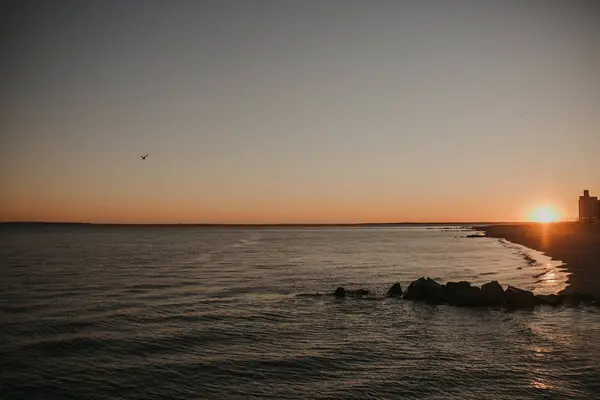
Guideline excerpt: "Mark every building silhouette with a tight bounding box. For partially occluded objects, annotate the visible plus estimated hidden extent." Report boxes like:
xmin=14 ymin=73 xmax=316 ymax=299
xmin=579 ymin=190 xmax=599 ymax=223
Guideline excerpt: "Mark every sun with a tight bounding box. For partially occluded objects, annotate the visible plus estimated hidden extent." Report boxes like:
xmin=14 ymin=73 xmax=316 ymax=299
xmin=529 ymin=205 xmax=561 ymax=223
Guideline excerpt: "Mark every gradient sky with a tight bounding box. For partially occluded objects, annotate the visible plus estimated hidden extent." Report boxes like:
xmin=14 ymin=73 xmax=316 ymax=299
xmin=2 ymin=0 xmax=599 ymax=223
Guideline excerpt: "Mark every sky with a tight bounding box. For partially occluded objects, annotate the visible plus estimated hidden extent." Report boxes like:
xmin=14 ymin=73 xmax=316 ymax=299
xmin=2 ymin=0 xmax=599 ymax=224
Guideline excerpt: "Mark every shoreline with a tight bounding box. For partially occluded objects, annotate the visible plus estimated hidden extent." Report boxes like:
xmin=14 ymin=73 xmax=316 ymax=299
xmin=482 ymin=223 xmax=600 ymax=295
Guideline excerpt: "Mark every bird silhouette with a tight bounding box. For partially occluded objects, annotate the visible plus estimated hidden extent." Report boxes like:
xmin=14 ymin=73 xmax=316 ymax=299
xmin=141 ymin=153 xmax=148 ymax=160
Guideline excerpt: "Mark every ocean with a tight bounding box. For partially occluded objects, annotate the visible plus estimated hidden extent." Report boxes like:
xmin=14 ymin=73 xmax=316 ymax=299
xmin=1 ymin=225 xmax=599 ymax=399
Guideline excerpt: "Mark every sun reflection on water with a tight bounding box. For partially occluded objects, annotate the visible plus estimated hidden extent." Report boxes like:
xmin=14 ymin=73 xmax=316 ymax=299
xmin=531 ymin=376 xmax=553 ymax=390
xmin=529 ymin=257 xmax=569 ymax=295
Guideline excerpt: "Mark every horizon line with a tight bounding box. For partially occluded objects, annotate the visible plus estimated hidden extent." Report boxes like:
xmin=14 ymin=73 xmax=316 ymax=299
xmin=0 ymin=221 xmax=547 ymax=227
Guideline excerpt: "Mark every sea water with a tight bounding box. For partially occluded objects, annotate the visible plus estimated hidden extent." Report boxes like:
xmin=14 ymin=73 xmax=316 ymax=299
xmin=1 ymin=225 xmax=599 ymax=399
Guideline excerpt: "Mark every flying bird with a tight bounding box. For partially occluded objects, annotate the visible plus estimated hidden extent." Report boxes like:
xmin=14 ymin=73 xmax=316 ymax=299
xmin=141 ymin=153 xmax=148 ymax=160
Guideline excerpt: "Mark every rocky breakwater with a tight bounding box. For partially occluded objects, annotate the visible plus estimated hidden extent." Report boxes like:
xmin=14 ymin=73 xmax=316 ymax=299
xmin=326 ymin=278 xmax=599 ymax=309
xmin=400 ymin=277 xmax=599 ymax=309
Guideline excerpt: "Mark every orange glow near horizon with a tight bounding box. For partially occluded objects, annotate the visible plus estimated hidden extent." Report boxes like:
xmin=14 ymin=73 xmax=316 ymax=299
xmin=528 ymin=205 xmax=562 ymax=223
xmin=0 ymin=189 xmax=577 ymax=224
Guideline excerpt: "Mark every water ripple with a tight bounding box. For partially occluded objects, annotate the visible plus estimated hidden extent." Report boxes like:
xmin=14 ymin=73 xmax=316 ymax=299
xmin=1 ymin=226 xmax=598 ymax=399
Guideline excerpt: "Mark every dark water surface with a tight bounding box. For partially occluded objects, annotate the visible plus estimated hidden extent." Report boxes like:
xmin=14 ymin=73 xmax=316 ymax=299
xmin=1 ymin=225 xmax=599 ymax=399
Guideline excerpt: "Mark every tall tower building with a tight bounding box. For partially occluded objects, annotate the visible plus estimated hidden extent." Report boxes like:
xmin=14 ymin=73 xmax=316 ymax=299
xmin=579 ymin=190 xmax=599 ymax=222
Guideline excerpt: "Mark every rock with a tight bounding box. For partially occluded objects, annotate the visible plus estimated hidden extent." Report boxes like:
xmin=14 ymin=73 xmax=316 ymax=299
xmin=581 ymin=293 xmax=595 ymax=304
xmin=481 ymin=281 xmax=505 ymax=306
xmin=446 ymin=281 xmax=483 ymax=307
xmin=403 ymin=277 xmax=427 ymax=301
xmin=404 ymin=277 xmax=449 ymax=304
xmin=565 ymin=293 xmax=583 ymax=306
xmin=446 ymin=281 xmax=473 ymax=292
xmin=386 ymin=283 xmax=403 ymax=297
xmin=504 ymin=286 xmax=540 ymax=309
xmin=481 ymin=280 xmax=503 ymax=296
xmin=536 ymin=294 xmax=565 ymax=307
xmin=332 ymin=287 xmax=369 ymax=298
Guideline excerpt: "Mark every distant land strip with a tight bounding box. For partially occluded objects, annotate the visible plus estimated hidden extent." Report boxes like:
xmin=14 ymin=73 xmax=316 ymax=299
xmin=0 ymin=221 xmax=524 ymax=228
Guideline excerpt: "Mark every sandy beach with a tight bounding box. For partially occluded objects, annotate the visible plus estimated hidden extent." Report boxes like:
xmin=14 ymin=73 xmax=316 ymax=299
xmin=483 ymin=223 xmax=600 ymax=295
